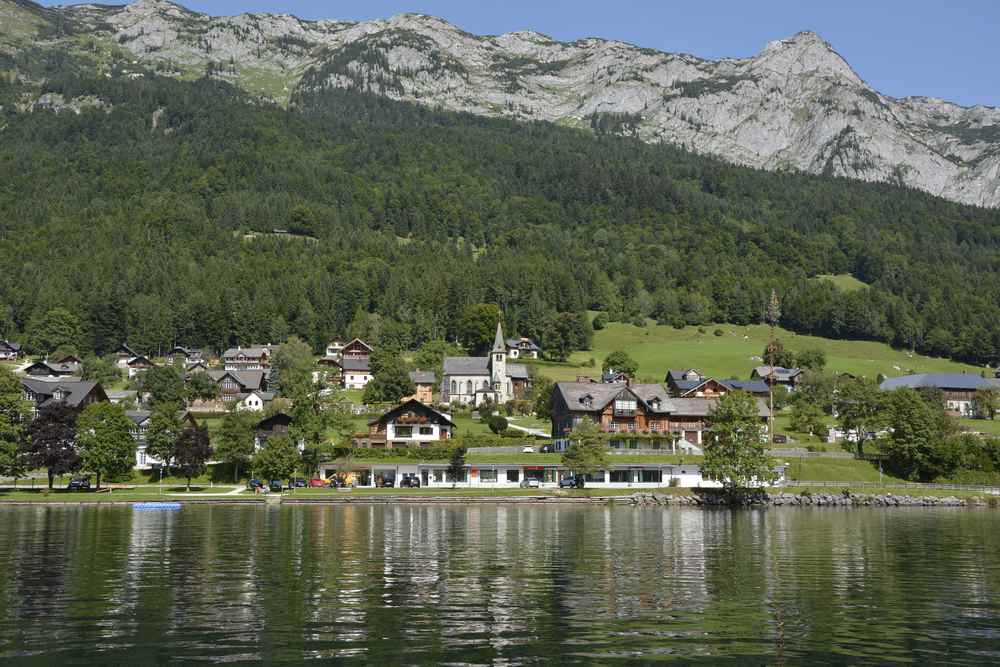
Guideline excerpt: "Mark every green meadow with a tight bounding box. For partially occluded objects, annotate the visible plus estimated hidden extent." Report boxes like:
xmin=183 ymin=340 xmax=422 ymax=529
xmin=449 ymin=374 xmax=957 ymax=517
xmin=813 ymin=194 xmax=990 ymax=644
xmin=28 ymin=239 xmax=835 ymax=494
xmin=531 ymin=320 xmax=979 ymax=384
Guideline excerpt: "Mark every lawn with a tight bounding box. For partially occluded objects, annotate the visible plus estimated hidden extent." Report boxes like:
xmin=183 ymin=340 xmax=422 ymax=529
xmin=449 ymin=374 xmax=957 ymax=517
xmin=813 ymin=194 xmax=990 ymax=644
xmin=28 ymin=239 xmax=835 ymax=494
xmin=781 ymin=457 xmax=904 ymax=484
xmin=958 ymin=418 xmax=1000 ymax=436
xmin=0 ymin=489 xmax=262 ymax=503
xmin=811 ymin=273 xmax=869 ymax=292
xmin=536 ymin=320 xmax=979 ymax=384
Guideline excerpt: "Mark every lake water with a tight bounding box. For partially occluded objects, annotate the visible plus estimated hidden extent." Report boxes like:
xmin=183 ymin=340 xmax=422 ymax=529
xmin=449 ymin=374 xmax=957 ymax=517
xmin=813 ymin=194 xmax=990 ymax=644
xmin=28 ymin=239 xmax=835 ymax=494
xmin=0 ymin=504 xmax=997 ymax=665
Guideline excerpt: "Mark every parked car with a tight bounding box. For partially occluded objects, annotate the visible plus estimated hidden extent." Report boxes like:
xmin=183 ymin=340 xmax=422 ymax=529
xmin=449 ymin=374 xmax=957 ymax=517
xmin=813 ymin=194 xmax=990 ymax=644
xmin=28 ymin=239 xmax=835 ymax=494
xmin=399 ymin=475 xmax=421 ymax=488
xmin=519 ymin=478 xmax=540 ymax=489
xmin=289 ymin=477 xmax=308 ymax=488
xmin=247 ymin=479 xmax=265 ymax=490
xmin=268 ymin=480 xmax=283 ymax=492
xmin=559 ymin=476 xmax=585 ymax=489
xmin=773 ymin=434 xmax=788 ymax=444
xmin=521 ymin=446 xmax=534 ymax=453
xmin=67 ymin=477 xmax=91 ymax=491
xmin=377 ymin=478 xmax=395 ymax=488
xmin=308 ymin=478 xmax=328 ymax=488
xmin=540 ymin=445 xmax=553 ymax=453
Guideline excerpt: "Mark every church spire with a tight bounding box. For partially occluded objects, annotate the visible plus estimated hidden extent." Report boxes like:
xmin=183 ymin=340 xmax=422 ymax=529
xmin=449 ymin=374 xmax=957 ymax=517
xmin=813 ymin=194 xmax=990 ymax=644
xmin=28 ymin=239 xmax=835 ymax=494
xmin=492 ymin=319 xmax=505 ymax=354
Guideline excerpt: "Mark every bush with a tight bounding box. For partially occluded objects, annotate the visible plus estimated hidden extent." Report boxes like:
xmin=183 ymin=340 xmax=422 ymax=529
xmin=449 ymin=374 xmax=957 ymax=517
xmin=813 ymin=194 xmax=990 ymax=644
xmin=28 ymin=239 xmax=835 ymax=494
xmin=592 ymin=313 xmax=607 ymax=330
xmin=714 ymin=328 xmax=725 ymax=337
xmin=697 ymin=327 xmax=706 ymax=335
xmin=487 ymin=415 xmax=509 ymax=434
xmin=631 ymin=315 xmax=647 ymax=328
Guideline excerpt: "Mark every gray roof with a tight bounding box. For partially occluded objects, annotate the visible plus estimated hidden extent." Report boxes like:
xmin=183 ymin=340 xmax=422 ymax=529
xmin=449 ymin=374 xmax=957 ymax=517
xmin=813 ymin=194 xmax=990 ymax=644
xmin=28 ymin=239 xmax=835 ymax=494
xmin=880 ymin=373 xmax=991 ymax=391
xmin=0 ymin=340 xmax=20 ymax=352
xmin=409 ymin=370 xmax=437 ymax=384
xmin=492 ymin=321 xmax=506 ymax=353
xmin=207 ymin=369 xmax=265 ymax=391
xmin=125 ymin=410 xmax=151 ymax=425
xmin=340 ymin=358 xmax=370 ymax=372
xmin=667 ymin=369 xmax=703 ymax=383
xmin=723 ymin=379 xmax=770 ymax=394
xmin=443 ymin=356 xmax=490 ymax=376
xmin=222 ymin=346 xmax=271 ymax=360
xmin=508 ymin=363 xmax=529 ymax=379
xmin=21 ymin=378 xmax=101 ymax=409
xmin=752 ymin=366 xmax=802 ymax=381
xmin=506 ymin=337 xmax=540 ymax=351
xmin=555 ymin=381 xmax=770 ymax=418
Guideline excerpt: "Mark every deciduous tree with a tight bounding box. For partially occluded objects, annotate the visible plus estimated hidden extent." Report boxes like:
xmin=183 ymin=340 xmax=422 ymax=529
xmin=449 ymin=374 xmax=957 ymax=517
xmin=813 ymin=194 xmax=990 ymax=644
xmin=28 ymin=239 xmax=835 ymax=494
xmin=214 ymin=409 xmax=257 ymax=483
xmin=174 ymin=425 xmax=211 ymax=491
xmin=702 ymin=391 xmax=776 ymax=494
xmin=23 ymin=402 xmax=80 ymax=489
xmin=76 ymin=402 xmax=135 ymax=489
xmin=253 ymin=435 xmax=300 ymax=483
xmin=602 ymin=350 xmax=638 ymax=377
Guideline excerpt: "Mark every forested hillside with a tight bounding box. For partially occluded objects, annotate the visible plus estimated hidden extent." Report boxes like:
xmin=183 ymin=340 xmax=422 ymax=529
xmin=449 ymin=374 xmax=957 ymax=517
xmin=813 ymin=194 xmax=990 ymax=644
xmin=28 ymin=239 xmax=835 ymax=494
xmin=3 ymin=57 xmax=1000 ymax=364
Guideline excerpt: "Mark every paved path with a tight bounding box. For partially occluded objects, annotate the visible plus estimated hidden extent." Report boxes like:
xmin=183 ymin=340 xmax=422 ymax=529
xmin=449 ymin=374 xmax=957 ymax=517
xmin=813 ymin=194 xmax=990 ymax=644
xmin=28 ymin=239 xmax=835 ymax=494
xmin=506 ymin=422 xmax=551 ymax=438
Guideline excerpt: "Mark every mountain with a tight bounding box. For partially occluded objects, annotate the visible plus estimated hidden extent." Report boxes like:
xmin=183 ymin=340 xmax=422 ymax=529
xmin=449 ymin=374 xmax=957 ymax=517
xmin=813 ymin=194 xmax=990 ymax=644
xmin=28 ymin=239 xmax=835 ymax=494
xmin=1 ymin=0 xmax=998 ymax=207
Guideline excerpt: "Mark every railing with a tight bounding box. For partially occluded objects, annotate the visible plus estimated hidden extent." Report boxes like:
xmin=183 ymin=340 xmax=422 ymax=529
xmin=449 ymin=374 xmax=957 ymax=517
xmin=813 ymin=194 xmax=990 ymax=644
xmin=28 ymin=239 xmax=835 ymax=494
xmin=783 ymin=480 xmax=1000 ymax=495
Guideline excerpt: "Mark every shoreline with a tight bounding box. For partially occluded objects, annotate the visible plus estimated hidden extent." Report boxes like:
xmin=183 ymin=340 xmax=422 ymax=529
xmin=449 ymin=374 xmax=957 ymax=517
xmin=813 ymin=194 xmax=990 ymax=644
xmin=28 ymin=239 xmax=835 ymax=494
xmin=1 ymin=490 xmax=997 ymax=507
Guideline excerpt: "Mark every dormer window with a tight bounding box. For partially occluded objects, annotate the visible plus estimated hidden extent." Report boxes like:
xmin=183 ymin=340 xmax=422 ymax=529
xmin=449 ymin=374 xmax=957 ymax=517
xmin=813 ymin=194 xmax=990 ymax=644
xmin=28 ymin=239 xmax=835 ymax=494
xmin=580 ymin=393 xmax=593 ymax=408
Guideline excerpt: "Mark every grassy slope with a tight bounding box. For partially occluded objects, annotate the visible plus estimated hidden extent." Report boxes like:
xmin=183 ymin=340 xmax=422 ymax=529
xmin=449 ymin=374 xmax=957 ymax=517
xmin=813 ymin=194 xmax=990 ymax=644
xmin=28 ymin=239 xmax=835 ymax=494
xmin=812 ymin=273 xmax=869 ymax=292
xmin=533 ymin=321 xmax=980 ymax=383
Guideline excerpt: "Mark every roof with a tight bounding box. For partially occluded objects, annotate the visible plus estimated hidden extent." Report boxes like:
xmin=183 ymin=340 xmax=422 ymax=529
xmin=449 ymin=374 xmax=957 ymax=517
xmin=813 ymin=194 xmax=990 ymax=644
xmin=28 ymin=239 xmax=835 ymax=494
xmin=223 ymin=346 xmax=271 ymax=360
xmin=340 ymin=358 xmax=370 ymax=372
xmin=723 ymin=379 xmax=770 ymax=394
xmin=207 ymin=369 xmax=265 ymax=391
xmin=125 ymin=410 xmax=151 ymax=426
xmin=25 ymin=360 xmax=79 ymax=375
xmin=443 ymin=356 xmax=489 ymax=376
xmin=107 ymin=390 xmax=137 ymax=400
xmin=21 ymin=378 xmax=104 ymax=409
xmin=507 ymin=363 xmax=530 ymax=379
xmin=409 ymin=369 xmax=437 ymax=384
xmin=554 ymin=381 xmax=770 ymax=418
xmin=666 ymin=369 xmax=703 ymax=383
xmin=369 ymin=399 xmax=455 ymax=428
xmin=492 ymin=321 xmax=506 ymax=353
xmin=115 ymin=343 xmax=137 ymax=356
xmin=127 ymin=355 xmax=156 ymax=367
xmin=752 ymin=366 xmax=802 ymax=381
xmin=0 ymin=340 xmax=21 ymax=352
xmin=880 ymin=373 xmax=992 ymax=392
xmin=256 ymin=412 xmax=293 ymax=429
xmin=506 ymin=337 xmax=540 ymax=351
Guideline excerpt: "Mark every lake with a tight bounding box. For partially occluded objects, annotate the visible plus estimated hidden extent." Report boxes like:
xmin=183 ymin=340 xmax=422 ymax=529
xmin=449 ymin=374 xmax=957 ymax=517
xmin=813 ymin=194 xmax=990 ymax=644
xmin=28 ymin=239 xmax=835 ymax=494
xmin=0 ymin=504 xmax=997 ymax=664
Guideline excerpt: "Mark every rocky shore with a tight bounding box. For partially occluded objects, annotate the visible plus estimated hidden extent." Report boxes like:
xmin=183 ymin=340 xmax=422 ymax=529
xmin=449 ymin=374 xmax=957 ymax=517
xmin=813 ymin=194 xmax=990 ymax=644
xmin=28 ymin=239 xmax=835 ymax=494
xmin=627 ymin=491 xmax=995 ymax=508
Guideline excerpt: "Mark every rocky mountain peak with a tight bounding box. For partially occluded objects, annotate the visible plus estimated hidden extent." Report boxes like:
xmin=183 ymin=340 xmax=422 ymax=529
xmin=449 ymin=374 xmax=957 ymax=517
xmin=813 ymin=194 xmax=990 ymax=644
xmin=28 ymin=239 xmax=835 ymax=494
xmin=4 ymin=0 xmax=999 ymax=208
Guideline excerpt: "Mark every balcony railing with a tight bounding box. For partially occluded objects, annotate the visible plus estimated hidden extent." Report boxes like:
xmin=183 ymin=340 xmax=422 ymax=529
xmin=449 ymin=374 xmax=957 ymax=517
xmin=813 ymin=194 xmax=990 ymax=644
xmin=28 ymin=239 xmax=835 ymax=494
xmin=613 ymin=409 xmax=635 ymax=417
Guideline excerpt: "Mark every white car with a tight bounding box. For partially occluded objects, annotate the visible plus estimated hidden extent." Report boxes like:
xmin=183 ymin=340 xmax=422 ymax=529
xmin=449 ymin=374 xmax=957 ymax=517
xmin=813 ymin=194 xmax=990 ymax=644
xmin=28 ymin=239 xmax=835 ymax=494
xmin=520 ymin=478 xmax=540 ymax=488
xmin=521 ymin=446 xmax=534 ymax=454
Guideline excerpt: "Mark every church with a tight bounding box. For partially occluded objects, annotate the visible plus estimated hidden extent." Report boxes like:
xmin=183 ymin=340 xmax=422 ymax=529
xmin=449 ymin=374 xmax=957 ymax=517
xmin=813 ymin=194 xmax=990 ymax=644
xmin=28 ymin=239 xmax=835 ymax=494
xmin=441 ymin=322 xmax=532 ymax=406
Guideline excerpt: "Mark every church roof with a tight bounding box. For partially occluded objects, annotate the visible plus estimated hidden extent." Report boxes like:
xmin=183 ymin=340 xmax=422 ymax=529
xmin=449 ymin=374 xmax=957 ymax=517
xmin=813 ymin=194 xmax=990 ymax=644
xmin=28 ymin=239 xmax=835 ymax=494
xmin=443 ymin=357 xmax=490 ymax=376
xmin=492 ymin=321 xmax=505 ymax=353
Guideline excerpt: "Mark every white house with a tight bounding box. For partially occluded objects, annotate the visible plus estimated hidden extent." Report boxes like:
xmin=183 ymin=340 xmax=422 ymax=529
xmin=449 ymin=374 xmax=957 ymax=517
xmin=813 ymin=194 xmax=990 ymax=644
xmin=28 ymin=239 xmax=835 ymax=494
xmin=236 ymin=390 xmax=274 ymax=413
xmin=340 ymin=357 xmax=373 ymax=390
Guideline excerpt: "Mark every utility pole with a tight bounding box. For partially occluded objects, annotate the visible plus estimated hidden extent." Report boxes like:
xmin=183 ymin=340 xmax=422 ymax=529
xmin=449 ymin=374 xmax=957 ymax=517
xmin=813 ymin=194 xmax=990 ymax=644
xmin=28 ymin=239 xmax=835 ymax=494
xmin=765 ymin=289 xmax=781 ymax=446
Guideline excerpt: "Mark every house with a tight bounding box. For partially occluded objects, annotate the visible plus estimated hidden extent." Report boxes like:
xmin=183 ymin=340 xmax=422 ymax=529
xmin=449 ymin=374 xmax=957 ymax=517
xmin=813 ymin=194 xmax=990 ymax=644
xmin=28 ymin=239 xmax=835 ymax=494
xmin=665 ymin=369 xmax=705 ymax=394
xmin=223 ymin=344 xmax=275 ymax=371
xmin=254 ymin=412 xmax=294 ymax=449
xmin=879 ymin=373 xmax=1000 ymax=417
xmin=0 ymin=340 xmax=21 ymax=361
xmin=167 ymin=346 xmax=203 ymax=367
xmin=751 ymin=366 xmax=803 ymax=392
xmin=666 ymin=369 xmax=771 ymax=399
xmin=21 ymin=378 xmax=108 ymax=417
xmin=355 ymin=399 xmax=455 ymax=449
xmin=128 ymin=410 xmax=199 ymax=469
xmin=184 ymin=360 xmax=209 ymax=376
xmin=601 ymin=369 xmax=632 ymax=384
xmin=207 ymin=370 xmax=268 ymax=402
xmin=126 ymin=355 xmax=157 ymax=379
xmin=550 ymin=380 xmax=770 ymax=452
xmin=506 ymin=337 xmax=541 ymax=360
xmin=23 ymin=360 xmax=79 ymax=378
xmin=341 ymin=338 xmax=374 ymax=361
xmin=406 ymin=370 xmax=436 ymax=404
xmin=340 ymin=357 xmax=373 ymax=390
xmin=441 ymin=322 xmax=531 ymax=406
xmin=324 ymin=340 xmax=346 ymax=358
xmin=236 ymin=390 xmax=275 ymax=413
xmin=53 ymin=354 xmax=82 ymax=366
xmin=114 ymin=343 xmax=138 ymax=369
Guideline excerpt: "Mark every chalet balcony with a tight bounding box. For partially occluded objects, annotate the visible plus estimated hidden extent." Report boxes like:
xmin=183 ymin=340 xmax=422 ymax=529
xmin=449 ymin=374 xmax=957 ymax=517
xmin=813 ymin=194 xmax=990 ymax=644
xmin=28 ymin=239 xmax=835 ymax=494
xmin=613 ymin=409 xmax=636 ymax=417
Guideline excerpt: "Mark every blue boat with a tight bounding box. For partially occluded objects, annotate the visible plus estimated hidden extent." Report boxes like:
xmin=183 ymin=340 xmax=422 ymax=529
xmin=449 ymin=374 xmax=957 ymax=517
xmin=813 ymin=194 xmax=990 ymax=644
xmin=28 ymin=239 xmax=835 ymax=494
xmin=133 ymin=502 xmax=182 ymax=510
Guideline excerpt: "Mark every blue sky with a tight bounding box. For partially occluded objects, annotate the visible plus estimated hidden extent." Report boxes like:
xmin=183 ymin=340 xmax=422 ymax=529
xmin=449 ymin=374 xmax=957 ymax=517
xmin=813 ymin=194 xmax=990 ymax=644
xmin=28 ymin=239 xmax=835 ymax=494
xmin=42 ymin=0 xmax=998 ymax=106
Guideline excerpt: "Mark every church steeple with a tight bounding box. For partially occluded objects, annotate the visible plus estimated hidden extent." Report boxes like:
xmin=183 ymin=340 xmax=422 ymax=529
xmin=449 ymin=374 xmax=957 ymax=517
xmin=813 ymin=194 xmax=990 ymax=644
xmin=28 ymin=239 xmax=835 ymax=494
xmin=492 ymin=320 xmax=505 ymax=354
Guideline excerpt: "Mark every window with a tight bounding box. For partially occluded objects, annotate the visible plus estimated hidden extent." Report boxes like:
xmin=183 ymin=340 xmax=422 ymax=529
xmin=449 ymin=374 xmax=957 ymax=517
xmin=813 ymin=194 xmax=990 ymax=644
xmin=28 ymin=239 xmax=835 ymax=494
xmin=609 ymin=470 xmax=630 ymax=483
xmin=419 ymin=426 xmax=433 ymax=435
xmin=446 ymin=470 xmax=467 ymax=483
xmin=584 ymin=471 xmax=605 ymax=483
xmin=139 ymin=451 xmax=146 ymax=465
xmin=480 ymin=469 xmax=497 ymax=482
xmin=433 ymin=470 xmax=445 ymax=483
xmin=395 ymin=426 xmax=413 ymax=437
xmin=450 ymin=380 xmax=457 ymax=395
xmin=466 ymin=380 xmax=473 ymax=394
xmin=506 ymin=469 xmax=520 ymax=482
xmin=614 ymin=398 xmax=637 ymax=416
xmin=640 ymin=470 xmax=662 ymax=483
xmin=609 ymin=439 xmax=623 ymax=449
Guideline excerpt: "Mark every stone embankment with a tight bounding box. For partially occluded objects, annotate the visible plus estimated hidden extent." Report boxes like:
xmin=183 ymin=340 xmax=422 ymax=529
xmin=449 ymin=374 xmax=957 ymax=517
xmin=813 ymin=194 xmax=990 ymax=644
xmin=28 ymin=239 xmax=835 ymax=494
xmin=627 ymin=492 xmax=992 ymax=508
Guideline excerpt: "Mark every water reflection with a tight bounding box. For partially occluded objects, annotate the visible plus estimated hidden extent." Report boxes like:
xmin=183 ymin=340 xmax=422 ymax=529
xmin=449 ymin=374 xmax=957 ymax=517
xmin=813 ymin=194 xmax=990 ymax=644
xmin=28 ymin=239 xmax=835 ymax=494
xmin=0 ymin=505 xmax=997 ymax=664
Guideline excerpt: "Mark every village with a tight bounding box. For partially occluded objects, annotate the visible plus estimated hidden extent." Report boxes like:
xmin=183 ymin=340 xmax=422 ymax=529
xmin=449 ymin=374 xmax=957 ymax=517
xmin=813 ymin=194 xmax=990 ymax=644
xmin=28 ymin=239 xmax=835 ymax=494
xmin=4 ymin=314 xmax=1000 ymax=496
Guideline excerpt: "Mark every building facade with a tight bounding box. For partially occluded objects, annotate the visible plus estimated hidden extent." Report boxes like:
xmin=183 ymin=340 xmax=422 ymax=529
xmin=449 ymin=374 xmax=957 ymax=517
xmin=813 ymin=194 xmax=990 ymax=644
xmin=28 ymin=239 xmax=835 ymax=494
xmin=441 ymin=322 xmax=531 ymax=406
